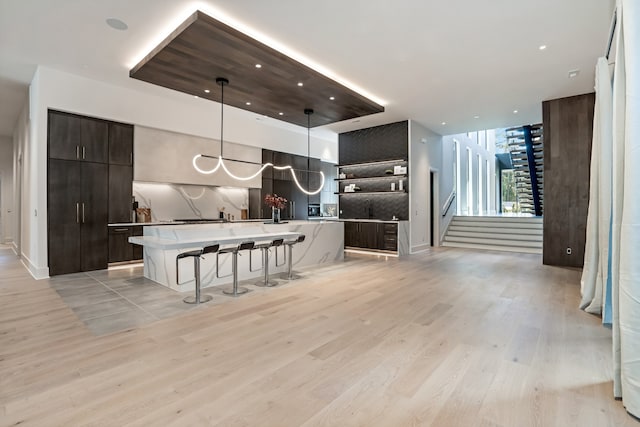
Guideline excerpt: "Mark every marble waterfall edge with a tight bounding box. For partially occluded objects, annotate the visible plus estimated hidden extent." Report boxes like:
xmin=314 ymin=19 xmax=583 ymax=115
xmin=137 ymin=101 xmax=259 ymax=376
xmin=137 ymin=221 xmax=344 ymax=292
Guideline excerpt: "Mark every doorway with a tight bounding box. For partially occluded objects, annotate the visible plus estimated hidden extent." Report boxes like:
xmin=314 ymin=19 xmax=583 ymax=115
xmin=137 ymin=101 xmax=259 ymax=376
xmin=429 ymin=170 xmax=439 ymax=247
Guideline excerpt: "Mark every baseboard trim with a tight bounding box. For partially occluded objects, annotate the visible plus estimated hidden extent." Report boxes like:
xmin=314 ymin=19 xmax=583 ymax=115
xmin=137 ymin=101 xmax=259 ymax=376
xmin=20 ymin=253 xmax=49 ymax=280
xmin=411 ymin=244 xmax=431 ymax=254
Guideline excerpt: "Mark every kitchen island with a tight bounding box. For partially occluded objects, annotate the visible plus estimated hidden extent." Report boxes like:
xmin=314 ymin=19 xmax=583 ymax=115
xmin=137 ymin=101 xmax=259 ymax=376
xmin=130 ymin=220 xmax=344 ymax=292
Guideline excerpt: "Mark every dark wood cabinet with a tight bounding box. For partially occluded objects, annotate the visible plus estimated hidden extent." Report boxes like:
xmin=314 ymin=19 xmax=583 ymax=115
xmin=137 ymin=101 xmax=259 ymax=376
xmin=109 ymin=164 xmax=133 ymax=223
xmin=344 ymin=221 xmax=397 ymax=252
xmin=273 ymin=152 xmax=293 ymax=181
xmin=48 ymin=159 xmax=82 ymax=276
xmin=109 ymin=225 xmax=143 ymax=263
xmin=48 ymin=110 xmax=108 ymax=163
xmin=48 ymin=110 xmax=135 ymax=274
xmin=308 ymin=158 xmax=322 ymax=205
xmin=262 ymin=149 xmax=273 ymax=179
xmin=48 ymin=159 xmax=108 ymax=275
xmin=250 ymin=149 xmax=325 ymax=220
xmin=248 ymin=188 xmax=262 ymax=219
xmin=108 ymin=123 xmax=134 ymax=165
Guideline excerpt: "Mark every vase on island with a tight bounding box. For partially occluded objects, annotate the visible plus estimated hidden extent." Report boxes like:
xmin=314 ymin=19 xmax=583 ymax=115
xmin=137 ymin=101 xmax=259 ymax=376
xmin=272 ymin=206 xmax=281 ymax=224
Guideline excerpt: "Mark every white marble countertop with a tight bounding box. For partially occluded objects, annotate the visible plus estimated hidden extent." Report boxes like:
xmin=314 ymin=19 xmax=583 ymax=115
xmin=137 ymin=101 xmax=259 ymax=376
xmin=109 ymin=219 xmax=271 ymax=227
xmin=109 ymin=221 xmax=178 ymax=227
xmin=130 ymin=231 xmax=300 ymax=250
xmin=336 ymin=218 xmax=407 ymax=223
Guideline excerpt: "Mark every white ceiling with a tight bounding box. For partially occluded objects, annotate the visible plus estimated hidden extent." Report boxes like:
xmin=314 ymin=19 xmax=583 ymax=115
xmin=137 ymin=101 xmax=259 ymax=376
xmin=0 ymin=0 xmax=615 ymax=138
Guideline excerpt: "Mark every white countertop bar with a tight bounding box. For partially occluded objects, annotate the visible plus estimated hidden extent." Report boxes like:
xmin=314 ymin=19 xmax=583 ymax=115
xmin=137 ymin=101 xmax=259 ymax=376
xmin=129 ymin=220 xmax=344 ymax=292
xmin=129 ymin=231 xmax=300 ymax=250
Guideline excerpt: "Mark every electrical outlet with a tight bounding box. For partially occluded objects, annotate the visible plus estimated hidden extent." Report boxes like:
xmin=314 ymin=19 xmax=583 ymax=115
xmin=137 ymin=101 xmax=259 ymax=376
xmin=566 ymin=247 xmax=572 ymax=255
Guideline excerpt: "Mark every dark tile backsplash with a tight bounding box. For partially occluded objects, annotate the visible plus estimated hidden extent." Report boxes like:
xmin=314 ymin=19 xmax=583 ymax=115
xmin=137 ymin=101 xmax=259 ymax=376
xmin=339 ymin=120 xmax=408 ymax=164
xmin=338 ymin=121 xmax=409 ymax=221
xmin=339 ymin=193 xmax=409 ymax=220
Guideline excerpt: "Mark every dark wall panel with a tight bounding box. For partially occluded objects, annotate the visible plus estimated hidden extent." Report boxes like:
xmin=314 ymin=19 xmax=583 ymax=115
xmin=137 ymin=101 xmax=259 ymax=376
xmin=339 ymin=121 xmax=408 ymax=164
xmin=338 ymin=121 xmax=409 ymax=221
xmin=542 ymin=92 xmax=595 ymax=267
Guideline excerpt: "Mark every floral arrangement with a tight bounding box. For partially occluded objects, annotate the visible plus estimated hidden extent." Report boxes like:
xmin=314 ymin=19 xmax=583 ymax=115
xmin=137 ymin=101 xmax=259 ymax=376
xmin=264 ymin=193 xmax=287 ymax=209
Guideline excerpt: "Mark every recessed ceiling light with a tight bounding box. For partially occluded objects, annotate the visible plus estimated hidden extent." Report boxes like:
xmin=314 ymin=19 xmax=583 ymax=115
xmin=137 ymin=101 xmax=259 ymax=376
xmin=329 ymin=96 xmax=335 ymax=100
xmin=474 ymin=115 xmax=480 ymax=119
xmin=246 ymin=102 xmax=251 ymax=105
xmin=106 ymin=18 xmax=128 ymax=31
xmin=297 ymin=82 xmax=303 ymax=87
xmin=513 ymin=110 xmax=518 ymax=114
xmin=568 ymin=69 xmax=580 ymax=78
xmin=441 ymin=122 xmax=446 ymax=125
xmin=204 ymin=89 xmax=210 ymax=93
xmin=255 ymin=64 xmax=262 ymax=68
xmin=194 ymin=95 xmax=199 ymax=99
xmin=278 ymin=112 xmax=284 ymax=116
xmin=539 ymin=45 xmax=547 ymax=50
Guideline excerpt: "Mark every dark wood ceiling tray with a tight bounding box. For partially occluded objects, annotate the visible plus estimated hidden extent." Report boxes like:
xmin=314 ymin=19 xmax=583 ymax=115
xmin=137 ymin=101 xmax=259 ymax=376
xmin=130 ymin=10 xmax=384 ymax=127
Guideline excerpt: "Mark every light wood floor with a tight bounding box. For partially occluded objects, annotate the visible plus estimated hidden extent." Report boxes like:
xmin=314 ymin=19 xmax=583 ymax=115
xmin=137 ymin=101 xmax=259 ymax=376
xmin=0 ymin=245 xmax=636 ymax=426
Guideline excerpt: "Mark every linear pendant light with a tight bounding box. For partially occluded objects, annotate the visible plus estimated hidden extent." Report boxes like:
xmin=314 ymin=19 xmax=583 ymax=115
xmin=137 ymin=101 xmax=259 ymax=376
xmin=192 ymin=77 xmax=325 ymax=195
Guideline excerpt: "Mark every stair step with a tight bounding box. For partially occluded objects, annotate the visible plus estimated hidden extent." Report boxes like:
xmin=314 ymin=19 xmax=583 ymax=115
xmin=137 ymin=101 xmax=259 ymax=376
xmin=451 ymin=216 xmax=542 ymax=224
xmin=442 ymin=241 xmax=542 ymax=254
xmin=447 ymin=231 xmax=542 ymax=241
xmin=444 ymin=235 xmax=542 ymax=248
xmin=448 ymin=225 xmax=543 ymax=234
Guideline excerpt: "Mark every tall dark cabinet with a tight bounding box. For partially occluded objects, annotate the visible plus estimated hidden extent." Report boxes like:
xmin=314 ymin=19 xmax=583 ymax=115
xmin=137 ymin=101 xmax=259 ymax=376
xmin=249 ymin=149 xmax=325 ymax=220
xmin=48 ymin=110 xmax=134 ymax=275
xmin=48 ymin=160 xmax=109 ymax=275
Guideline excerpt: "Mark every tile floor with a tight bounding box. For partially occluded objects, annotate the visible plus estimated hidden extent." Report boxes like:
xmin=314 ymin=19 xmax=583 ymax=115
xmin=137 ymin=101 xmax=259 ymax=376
xmin=46 ymin=259 xmax=346 ymax=336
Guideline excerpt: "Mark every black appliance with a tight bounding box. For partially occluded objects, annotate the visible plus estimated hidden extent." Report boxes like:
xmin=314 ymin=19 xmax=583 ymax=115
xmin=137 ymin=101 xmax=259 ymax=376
xmin=308 ymin=204 xmax=321 ymax=217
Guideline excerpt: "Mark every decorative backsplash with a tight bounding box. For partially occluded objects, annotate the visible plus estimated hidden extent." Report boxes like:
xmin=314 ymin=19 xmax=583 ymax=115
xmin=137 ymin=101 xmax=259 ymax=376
xmin=133 ymin=182 xmax=248 ymax=221
xmin=338 ymin=121 xmax=409 ymax=221
xmin=338 ymin=193 xmax=409 ymax=220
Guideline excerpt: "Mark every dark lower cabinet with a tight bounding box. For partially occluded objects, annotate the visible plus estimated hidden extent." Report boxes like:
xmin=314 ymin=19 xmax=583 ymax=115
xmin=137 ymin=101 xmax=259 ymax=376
xmin=344 ymin=221 xmax=397 ymax=252
xmin=109 ymin=225 xmax=143 ymax=263
xmin=48 ymin=159 xmax=108 ymax=275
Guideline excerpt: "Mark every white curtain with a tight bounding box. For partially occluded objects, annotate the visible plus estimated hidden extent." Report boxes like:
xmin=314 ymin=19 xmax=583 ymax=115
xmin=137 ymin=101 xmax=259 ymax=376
xmin=580 ymin=57 xmax=612 ymax=315
xmin=618 ymin=0 xmax=640 ymax=416
xmin=580 ymin=0 xmax=640 ymax=416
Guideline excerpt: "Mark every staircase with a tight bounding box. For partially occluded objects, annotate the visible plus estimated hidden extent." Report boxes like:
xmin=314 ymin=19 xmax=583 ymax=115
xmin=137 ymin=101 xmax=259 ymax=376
xmin=442 ymin=216 xmax=543 ymax=254
xmin=506 ymin=124 xmax=543 ymax=216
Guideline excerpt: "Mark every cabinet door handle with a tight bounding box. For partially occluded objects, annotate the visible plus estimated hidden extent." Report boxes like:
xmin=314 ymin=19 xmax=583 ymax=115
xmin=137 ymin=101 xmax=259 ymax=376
xmin=82 ymin=146 xmax=86 ymax=160
xmin=293 ymin=201 xmax=295 ymax=219
xmin=76 ymin=146 xmax=80 ymax=159
xmin=82 ymin=203 xmax=85 ymax=223
xmin=114 ymin=228 xmax=129 ymax=232
xmin=76 ymin=202 xmax=80 ymax=223
xmin=130 ymin=152 xmax=133 ymax=165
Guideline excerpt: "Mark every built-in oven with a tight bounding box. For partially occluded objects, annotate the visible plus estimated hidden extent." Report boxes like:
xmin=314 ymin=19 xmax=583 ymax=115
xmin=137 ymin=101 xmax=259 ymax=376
xmin=308 ymin=204 xmax=321 ymax=217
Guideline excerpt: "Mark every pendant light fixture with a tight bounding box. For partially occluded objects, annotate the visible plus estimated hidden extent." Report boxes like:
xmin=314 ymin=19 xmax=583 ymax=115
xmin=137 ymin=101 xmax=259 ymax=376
xmin=192 ymin=77 xmax=324 ymax=194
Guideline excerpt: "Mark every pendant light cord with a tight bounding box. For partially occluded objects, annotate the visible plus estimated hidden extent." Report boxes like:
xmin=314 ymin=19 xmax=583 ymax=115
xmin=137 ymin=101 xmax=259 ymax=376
xmin=307 ymin=111 xmax=310 ymax=181
xmin=220 ymin=80 xmax=224 ymax=158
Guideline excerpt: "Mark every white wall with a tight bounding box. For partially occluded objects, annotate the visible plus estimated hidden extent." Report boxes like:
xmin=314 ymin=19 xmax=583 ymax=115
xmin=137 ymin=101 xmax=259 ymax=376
xmin=19 ymin=66 xmax=339 ymax=278
xmin=12 ymin=101 xmax=28 ymax=257
xmin=0 ymin=136 xmax=14 ymax=244
xmin=409 ymin=120 xmax=443 ymax=252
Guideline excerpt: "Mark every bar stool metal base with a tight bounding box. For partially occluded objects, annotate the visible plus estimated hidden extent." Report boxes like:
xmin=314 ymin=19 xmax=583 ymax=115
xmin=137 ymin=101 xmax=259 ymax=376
xmin=280 ymin=273 xmax=302 ymax=281
xmin=222 ymin=287 xmax=249 ymax=297
xmin=183 ymin=294 xmax=213 ymax=304
xmin=255 ymin=279 xmax=279 ymax=287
